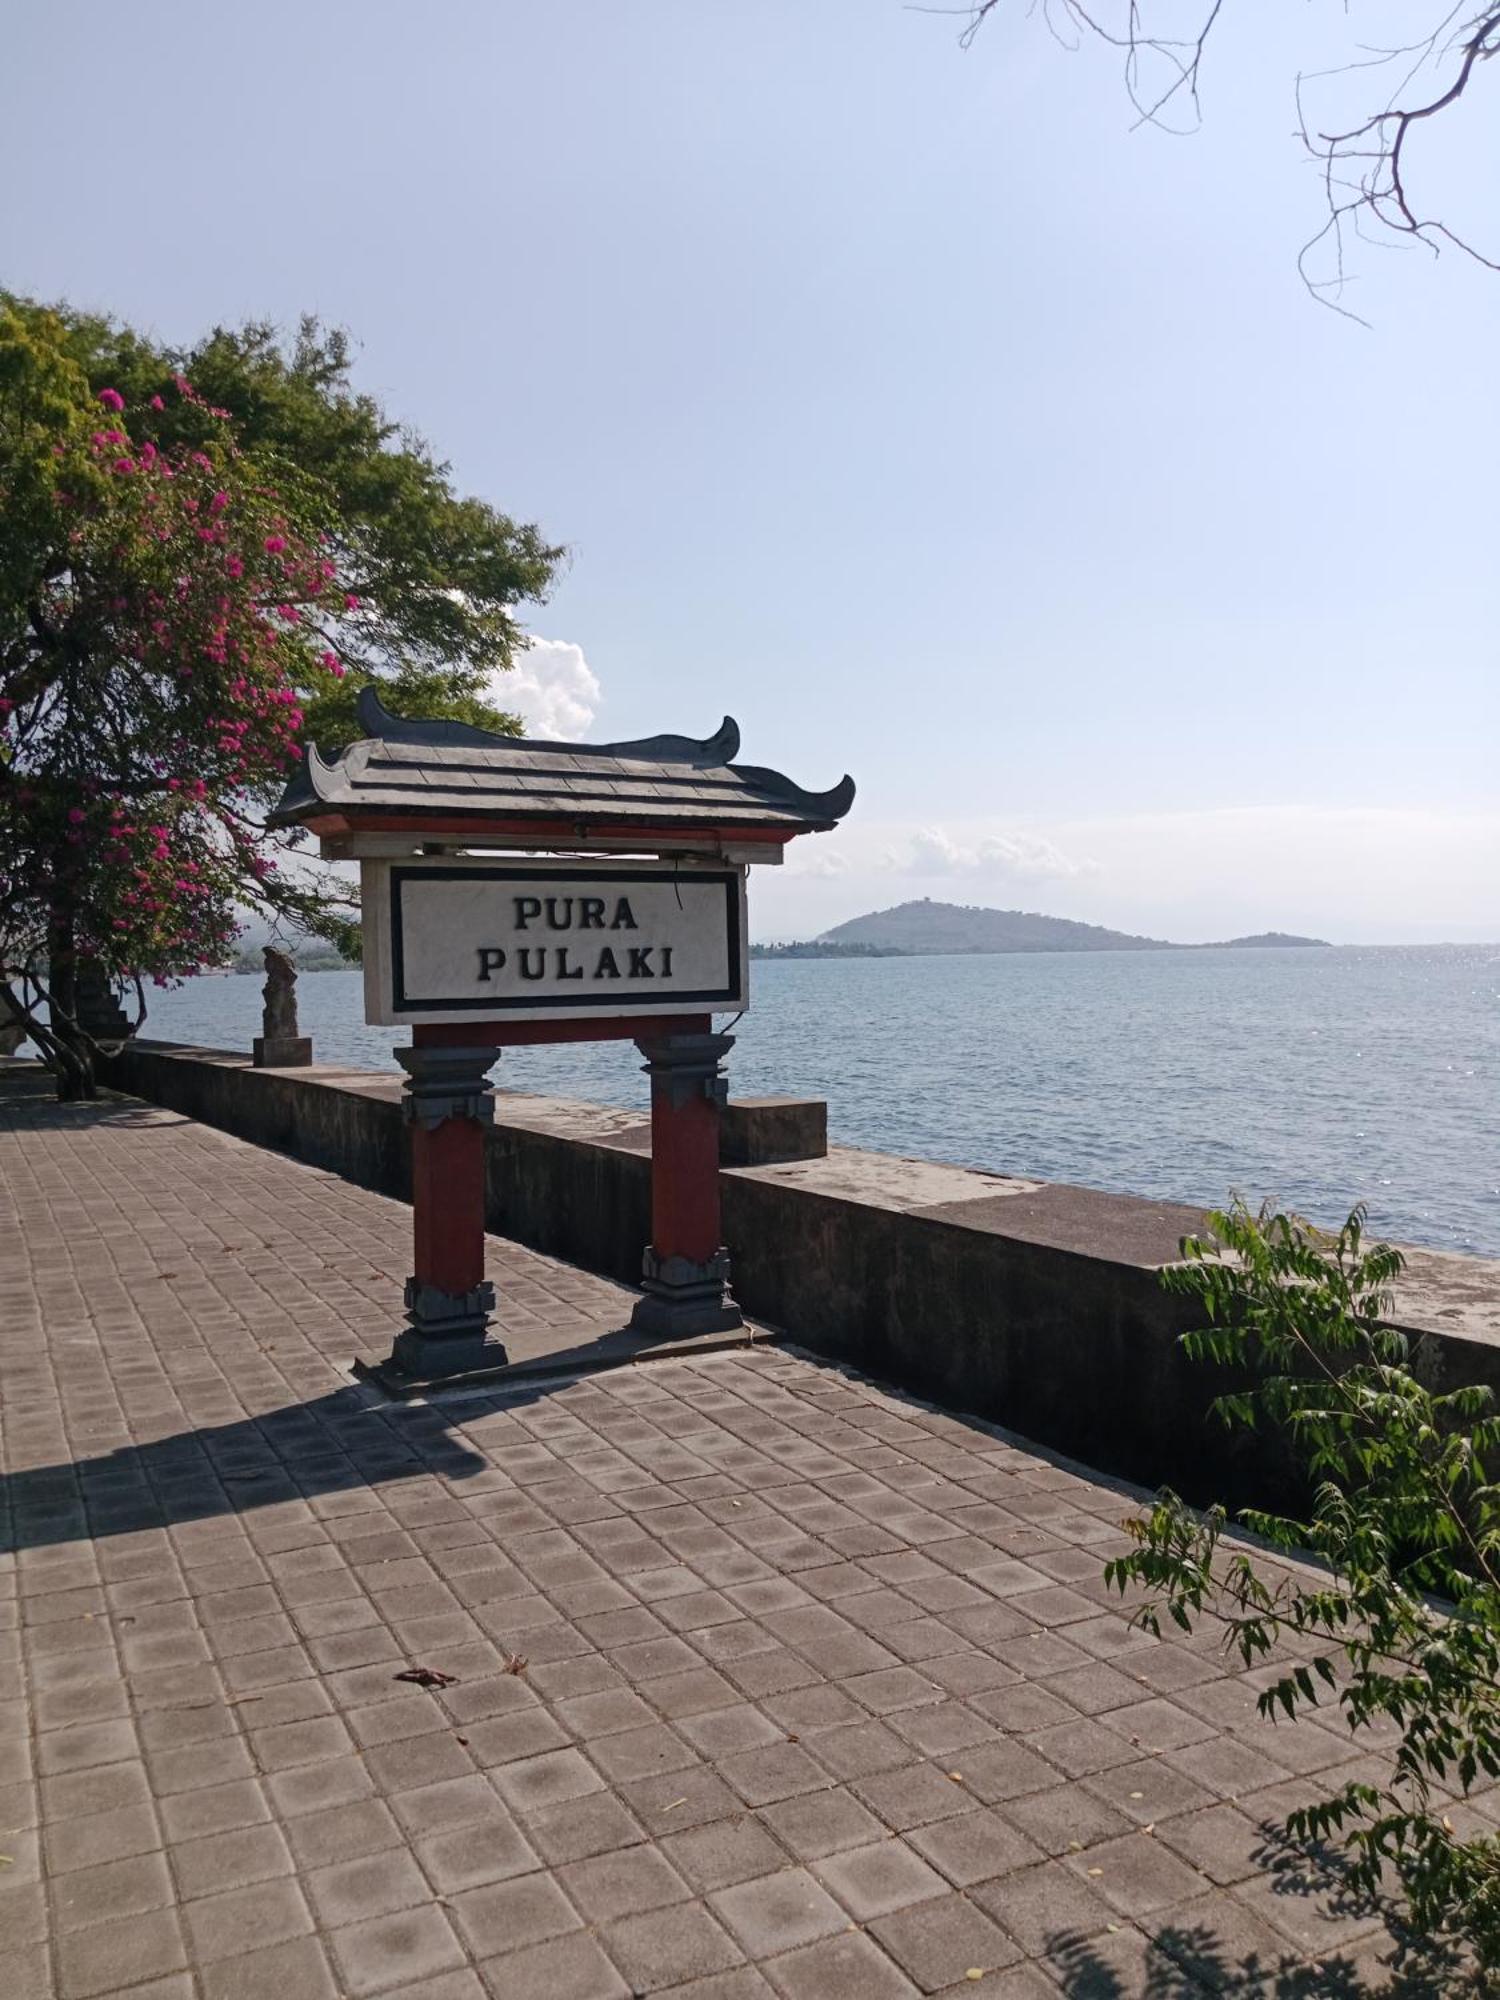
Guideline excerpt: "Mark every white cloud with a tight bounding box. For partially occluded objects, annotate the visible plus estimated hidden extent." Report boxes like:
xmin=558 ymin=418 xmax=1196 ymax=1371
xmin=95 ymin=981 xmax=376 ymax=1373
xmin=791 ymin=848 xmax=851 ymax=879
xmin=892 ymin=824 xmax=1097 ymax=880
xmin=491 ymin=636 xmax=601 ymax=740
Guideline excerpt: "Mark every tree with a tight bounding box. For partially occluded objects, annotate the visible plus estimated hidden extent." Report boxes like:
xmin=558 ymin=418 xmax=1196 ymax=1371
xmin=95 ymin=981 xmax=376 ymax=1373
xmin=946 ymin=3 xmax=1500 ymax=313
xmin=0 ymin=299 xmax=564 ymax=1097
xmin=1110 ymin=1202 xmax=1500 ymax=1982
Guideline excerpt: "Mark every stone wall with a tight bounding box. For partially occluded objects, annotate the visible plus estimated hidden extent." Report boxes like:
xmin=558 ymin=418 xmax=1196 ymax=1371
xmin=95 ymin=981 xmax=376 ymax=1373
xmin=102 ymin=1040 xmax=1500 ymax=1509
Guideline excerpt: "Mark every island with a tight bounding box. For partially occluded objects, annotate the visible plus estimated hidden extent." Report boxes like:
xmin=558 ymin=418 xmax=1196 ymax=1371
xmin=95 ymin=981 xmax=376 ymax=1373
xmin=752 ymin=898 xmax=1330 ymax=957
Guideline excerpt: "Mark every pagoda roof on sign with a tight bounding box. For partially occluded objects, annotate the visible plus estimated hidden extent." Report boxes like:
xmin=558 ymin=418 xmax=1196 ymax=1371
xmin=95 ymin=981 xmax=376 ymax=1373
xmin=269 ymin=687 xmax=855 ymax=839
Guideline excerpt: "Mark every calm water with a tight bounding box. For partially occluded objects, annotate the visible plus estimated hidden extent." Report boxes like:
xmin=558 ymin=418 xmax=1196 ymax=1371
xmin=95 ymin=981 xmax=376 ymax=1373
xmin=141 ymin=946 xmax=1500 ymax=1257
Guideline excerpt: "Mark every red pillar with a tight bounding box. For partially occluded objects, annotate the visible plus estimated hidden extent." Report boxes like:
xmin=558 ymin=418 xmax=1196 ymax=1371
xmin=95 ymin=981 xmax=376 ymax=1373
xmin=388 ymin=1038 xmax=505 ymax=1380
xmin=411 ymin=1113 xmax=487 ymax=1297
xmin=631 ymin=1020 xmax=743 ymax=1338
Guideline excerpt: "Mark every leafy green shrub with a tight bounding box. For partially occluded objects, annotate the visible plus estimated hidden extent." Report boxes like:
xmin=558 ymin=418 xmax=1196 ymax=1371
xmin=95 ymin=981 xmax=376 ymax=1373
xmin=1107 ymin=1200 xmax=1500 ymax=1976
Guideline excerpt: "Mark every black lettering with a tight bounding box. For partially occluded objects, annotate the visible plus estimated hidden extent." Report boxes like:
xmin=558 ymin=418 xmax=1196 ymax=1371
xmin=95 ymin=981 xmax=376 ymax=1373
xmin=555 ymin=948 xmax=584 ymax=981
xmin=627 ymin=947 xmax=654 ymax=979
xmin=579 ymin=897 xmax=606 ymax=929
xmin=544 ymin=897 xmax=573 ymax=931
xmin=594 ymin=947 xmax=621 ymax=979
xmin=518 ymin=947 xmax=546 ymax=980
xmin=659 ymin=946 xmax=673 ymax=977
xmin=515 ymin=895 xmax=542 ymax=931
xmin=609 ymin=897 xmax=638 ymax=931
xmin=476 ymin=947 xmax=507 ymax=982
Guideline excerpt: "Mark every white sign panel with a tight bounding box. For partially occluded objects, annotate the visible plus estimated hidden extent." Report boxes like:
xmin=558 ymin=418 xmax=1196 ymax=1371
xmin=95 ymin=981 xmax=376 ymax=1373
xmin=361 ymin=858 xmax=749 ymax=1026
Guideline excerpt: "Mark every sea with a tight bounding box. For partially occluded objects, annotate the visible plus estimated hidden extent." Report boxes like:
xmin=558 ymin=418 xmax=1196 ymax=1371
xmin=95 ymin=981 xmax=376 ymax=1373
xmin=139 ymin=945 xmax=1499 ymax=1259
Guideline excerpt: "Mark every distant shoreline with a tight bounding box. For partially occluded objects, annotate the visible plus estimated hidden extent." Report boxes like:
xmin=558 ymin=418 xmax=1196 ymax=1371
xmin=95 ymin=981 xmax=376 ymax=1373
xmin=750 ymin=936 xmax=1333 ymax=961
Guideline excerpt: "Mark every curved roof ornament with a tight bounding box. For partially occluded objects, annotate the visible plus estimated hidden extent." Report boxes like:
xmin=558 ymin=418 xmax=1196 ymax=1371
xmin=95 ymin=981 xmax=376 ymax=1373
xmin=353 ymin=686 xmax=742 ymax=766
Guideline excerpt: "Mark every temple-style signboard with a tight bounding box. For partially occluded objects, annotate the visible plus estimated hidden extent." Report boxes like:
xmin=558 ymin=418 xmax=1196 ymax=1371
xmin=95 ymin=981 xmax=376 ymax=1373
xmin=271 ymin=688 xmax=854 ymax=1386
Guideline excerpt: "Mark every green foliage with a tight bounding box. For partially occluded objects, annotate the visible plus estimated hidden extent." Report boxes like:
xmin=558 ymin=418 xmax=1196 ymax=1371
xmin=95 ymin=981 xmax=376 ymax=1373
xmin=1107 ymin=1201 xmax=1500 ymax=1978
xmin=0 ymin=295 xmax=563 ymax=1088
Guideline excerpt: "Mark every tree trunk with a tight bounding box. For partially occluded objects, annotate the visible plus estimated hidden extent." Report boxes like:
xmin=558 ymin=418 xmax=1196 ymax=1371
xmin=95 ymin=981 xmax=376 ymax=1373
xmin=46 ymin=892 xmax=95 ymax=1102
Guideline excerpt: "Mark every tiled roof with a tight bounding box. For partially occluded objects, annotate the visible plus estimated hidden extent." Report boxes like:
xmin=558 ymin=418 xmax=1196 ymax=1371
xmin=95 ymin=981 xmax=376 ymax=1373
xmin=270 ymin=688 xmax=855 ymax=836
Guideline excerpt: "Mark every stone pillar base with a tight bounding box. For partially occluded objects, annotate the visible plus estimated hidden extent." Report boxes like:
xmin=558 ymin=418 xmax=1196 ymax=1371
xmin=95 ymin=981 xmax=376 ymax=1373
xmin=629 ymin=1248 xmax=744 ymax=1340
xmin=253 ymin=1036 xmax=312 ymax=1068
xmin=390 ymin=1277 xmax=507 ymax=1380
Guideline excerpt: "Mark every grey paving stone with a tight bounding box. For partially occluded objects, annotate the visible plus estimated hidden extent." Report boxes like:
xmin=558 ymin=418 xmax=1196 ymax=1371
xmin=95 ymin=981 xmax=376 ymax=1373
xmin=452 ymin=1870 xmax=582 ymax=1955
xmin=663 ymin=1815 xmax=788 ymax=1893
xmin=170 ymin=1821 xmax=293 ymax=1900
xmin=711 ymin=1867 xmax=850 ymax=1955
xmin=308 ymin=1846 xmax=433 ymax=1926
xmin=525 ymin=1790 xmax=648 ymax=1865
xmin=804 ymin=1719 xmax=913 ymax=1780
xmin=554 ymin=1687 xmax=657 ymax=1739
xmin=908 ymin=1806 xmax=1046 ymax=1886
xmin=600 ymin=1900 xmax=745 ymax=1991
xmin=677 ymin=1703 xmax=785 ymax=1759
xmin=416 ymin=1812 xmax=541 ymax=1892
xmin=761 ymin=1929 xmax=920 ymax=1999
xmin=850 ymin=1762 xmax=977 ymax=1831
xmin=868 ymin=1892 xmax=1022 ymax=1990
xmin=54 ymin=1907 xmax=188 ymax=1999
xmin=492 ymin=1746 xmax=605 ymax=1814
xmin=183 ymin=1876 xmax=314 ymax=1964
xmin=379 ymin=1975 xmax=488 ymax=2000
xmin=477 ymin=1930 xmax=629 ymax=1999
xmin=560 ymin=1842 xmax=693 ymax=1923
xmin=52 ymin=1850 xmax=175 ymax=1932
xmin=998 ymin=1780 xmax=1134 ymax=1858
xmin=329 ymin=1906 xmax=468 ymax=1997
xmin=814 ymin=1838 xmax=949 ymax=1920
xmin=757 ymin=1786 xmax=886 ymax=1861
xmin=717 ymin=1741 xmax=831 ymax=1807
xmin=196 ymin=1935 xmax=341 ymax=2000
xmin=968 ymin=1858 xmax=1116 ymax=1957
xmin=390 ymin=1774 xmax=505 ymax=1838
xmin=286 ymin=1797 xmax=406 ymax=1869
xmin=590 ymin=1720 xmax=700 ymax=1783
xmin=45 ymin=1798 xmax=162 ymax=1873
xmin=620 ymin=1765 xmax=743 ymax=1834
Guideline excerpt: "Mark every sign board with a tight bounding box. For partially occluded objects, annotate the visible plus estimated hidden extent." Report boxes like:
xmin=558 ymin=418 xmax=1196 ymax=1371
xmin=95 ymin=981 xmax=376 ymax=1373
xmin=361 ymin=858 xmax=749 ymax=1026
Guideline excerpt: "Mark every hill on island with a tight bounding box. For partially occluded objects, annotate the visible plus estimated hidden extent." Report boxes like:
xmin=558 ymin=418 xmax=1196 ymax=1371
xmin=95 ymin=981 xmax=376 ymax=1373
xmin=814 ymin=899 xmax=1329 ymax=955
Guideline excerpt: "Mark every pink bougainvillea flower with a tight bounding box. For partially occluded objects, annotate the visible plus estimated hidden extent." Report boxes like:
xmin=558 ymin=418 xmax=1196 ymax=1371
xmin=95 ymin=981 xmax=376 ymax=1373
xmin=264 ymin=535 xmax=287 ymax=554
xmin=149 ymin=393 xmax=166 ymax=410
xmin=97 ymin=387 xmax=125 ymax=412
xmin=67 ymin=807 xmax=87 ymax=824
xmin=209 ymin=490 xmax=230 ymax=514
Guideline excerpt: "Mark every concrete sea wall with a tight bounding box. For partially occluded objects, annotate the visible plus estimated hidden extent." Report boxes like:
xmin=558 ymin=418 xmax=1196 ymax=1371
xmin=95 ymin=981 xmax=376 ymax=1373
xmin=103 ymin=1039 xmax=1500 ymax=1508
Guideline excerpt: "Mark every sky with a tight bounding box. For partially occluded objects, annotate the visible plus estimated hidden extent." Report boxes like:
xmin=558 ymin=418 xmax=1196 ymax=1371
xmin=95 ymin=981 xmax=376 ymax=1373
xmin=5 ymin=1 xmax=1497 ymax=943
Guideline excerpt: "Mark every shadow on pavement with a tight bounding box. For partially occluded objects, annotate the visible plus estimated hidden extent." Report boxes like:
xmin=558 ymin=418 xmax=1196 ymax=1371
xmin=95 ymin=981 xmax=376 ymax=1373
xmin=1 ymin=1385 xmax=491 ymax=1553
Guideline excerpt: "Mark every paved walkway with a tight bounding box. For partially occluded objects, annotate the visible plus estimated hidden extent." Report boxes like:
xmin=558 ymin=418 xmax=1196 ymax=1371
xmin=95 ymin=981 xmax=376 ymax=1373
xmin=0 ymin=1073 xmax=1474 ymax=1997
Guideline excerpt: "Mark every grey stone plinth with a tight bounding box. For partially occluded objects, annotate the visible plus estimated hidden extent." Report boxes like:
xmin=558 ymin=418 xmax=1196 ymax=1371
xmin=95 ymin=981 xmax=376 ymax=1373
xmin=721 ymin=1096 xmax=827 ymax=1167
xmin=252 ymin=1035 xmax=313 ymax=1069
xmin=635 ymin=1030 xmax=736 ymax=1110
xmin=629 ymin=1247 xmax=744 ymax=1339
xmin=391 ymin=1277 xmax=508 ymax=1379
xmin=396 ymin=1044 xmax=497 ymax=1128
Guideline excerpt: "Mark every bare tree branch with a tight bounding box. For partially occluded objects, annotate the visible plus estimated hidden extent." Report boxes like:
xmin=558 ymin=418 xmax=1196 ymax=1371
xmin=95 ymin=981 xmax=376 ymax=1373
xmin=934 ymin=2 xmax=1500 ymax=307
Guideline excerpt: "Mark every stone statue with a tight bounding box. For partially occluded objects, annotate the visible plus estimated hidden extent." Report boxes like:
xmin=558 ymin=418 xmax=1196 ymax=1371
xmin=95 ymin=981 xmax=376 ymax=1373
xmin=252 ymin=947 xmax=312 ymax=1067
xmin=74 ymin=958 xmax=134 ymax=1044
